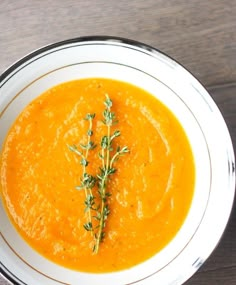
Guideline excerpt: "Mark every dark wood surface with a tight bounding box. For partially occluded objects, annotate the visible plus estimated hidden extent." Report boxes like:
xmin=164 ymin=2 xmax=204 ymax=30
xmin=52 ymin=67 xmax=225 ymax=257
xmin=0 ymin=0 xmax=235 ymax=284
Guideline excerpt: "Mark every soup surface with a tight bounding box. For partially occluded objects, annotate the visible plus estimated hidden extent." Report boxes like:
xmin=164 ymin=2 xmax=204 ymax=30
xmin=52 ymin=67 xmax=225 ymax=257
xmin=0 ymin=78 xmax=195 ymax=272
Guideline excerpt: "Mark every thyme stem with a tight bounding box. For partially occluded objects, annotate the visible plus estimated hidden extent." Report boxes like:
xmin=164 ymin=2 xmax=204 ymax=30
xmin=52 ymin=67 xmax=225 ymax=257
xmin=84 ymin=116 xmax=94 ymax=231
xmin=68 ymin=113 xmax=96 ymax=236
xmin=93 ymin=94 xmax=129 ymax=254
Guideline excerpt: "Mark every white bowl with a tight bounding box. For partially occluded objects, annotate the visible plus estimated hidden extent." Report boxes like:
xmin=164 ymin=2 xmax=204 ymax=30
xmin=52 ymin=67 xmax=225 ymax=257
xmin=0 ymin=36 xmax=235 ymax=285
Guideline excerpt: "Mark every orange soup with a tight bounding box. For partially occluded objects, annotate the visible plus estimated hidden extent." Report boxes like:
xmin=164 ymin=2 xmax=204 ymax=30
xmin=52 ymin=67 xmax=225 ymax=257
xmin=0 ymin=78 xmax=195 ymax=272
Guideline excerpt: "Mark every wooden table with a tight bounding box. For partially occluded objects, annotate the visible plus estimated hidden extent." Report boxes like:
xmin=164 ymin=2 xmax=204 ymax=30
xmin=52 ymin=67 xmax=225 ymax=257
xmin=0 ymin=1 xmax=235 ymax=284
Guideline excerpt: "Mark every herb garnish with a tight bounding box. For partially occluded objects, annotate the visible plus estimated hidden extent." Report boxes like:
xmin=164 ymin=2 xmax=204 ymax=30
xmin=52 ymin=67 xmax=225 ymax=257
xmin=68 ymin=113 xmax=97 ymax=235
xmin=68 ymin=94 xmax=129 ymax=253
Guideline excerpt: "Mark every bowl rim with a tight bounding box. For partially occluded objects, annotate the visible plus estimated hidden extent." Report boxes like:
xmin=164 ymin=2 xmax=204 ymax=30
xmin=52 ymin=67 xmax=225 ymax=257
xmin=0 ymin=35 xmax=206 ymax=89
xmin=0 ymin=35 xmax=235 ymax=285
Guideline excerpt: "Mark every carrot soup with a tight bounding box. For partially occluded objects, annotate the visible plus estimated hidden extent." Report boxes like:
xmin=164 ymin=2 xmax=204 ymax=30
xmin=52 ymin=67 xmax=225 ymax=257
xmin=0 ymin=78 xmax=195 ymax=272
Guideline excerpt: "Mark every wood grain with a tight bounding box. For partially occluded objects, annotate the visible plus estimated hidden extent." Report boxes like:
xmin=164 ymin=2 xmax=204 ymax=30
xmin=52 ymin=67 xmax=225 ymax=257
xmin=0 ymin=0 xmax=235 ymax=284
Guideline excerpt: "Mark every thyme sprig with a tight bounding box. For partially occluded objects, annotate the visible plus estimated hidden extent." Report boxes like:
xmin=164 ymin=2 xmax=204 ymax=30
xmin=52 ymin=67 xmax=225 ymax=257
xmin=68 ymin=95 xmax=129 ymax=253
xmin=68 ymin=113 xmax=97 ymax=233
xmin=93 ymin=95 xmax=129 ymax=254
